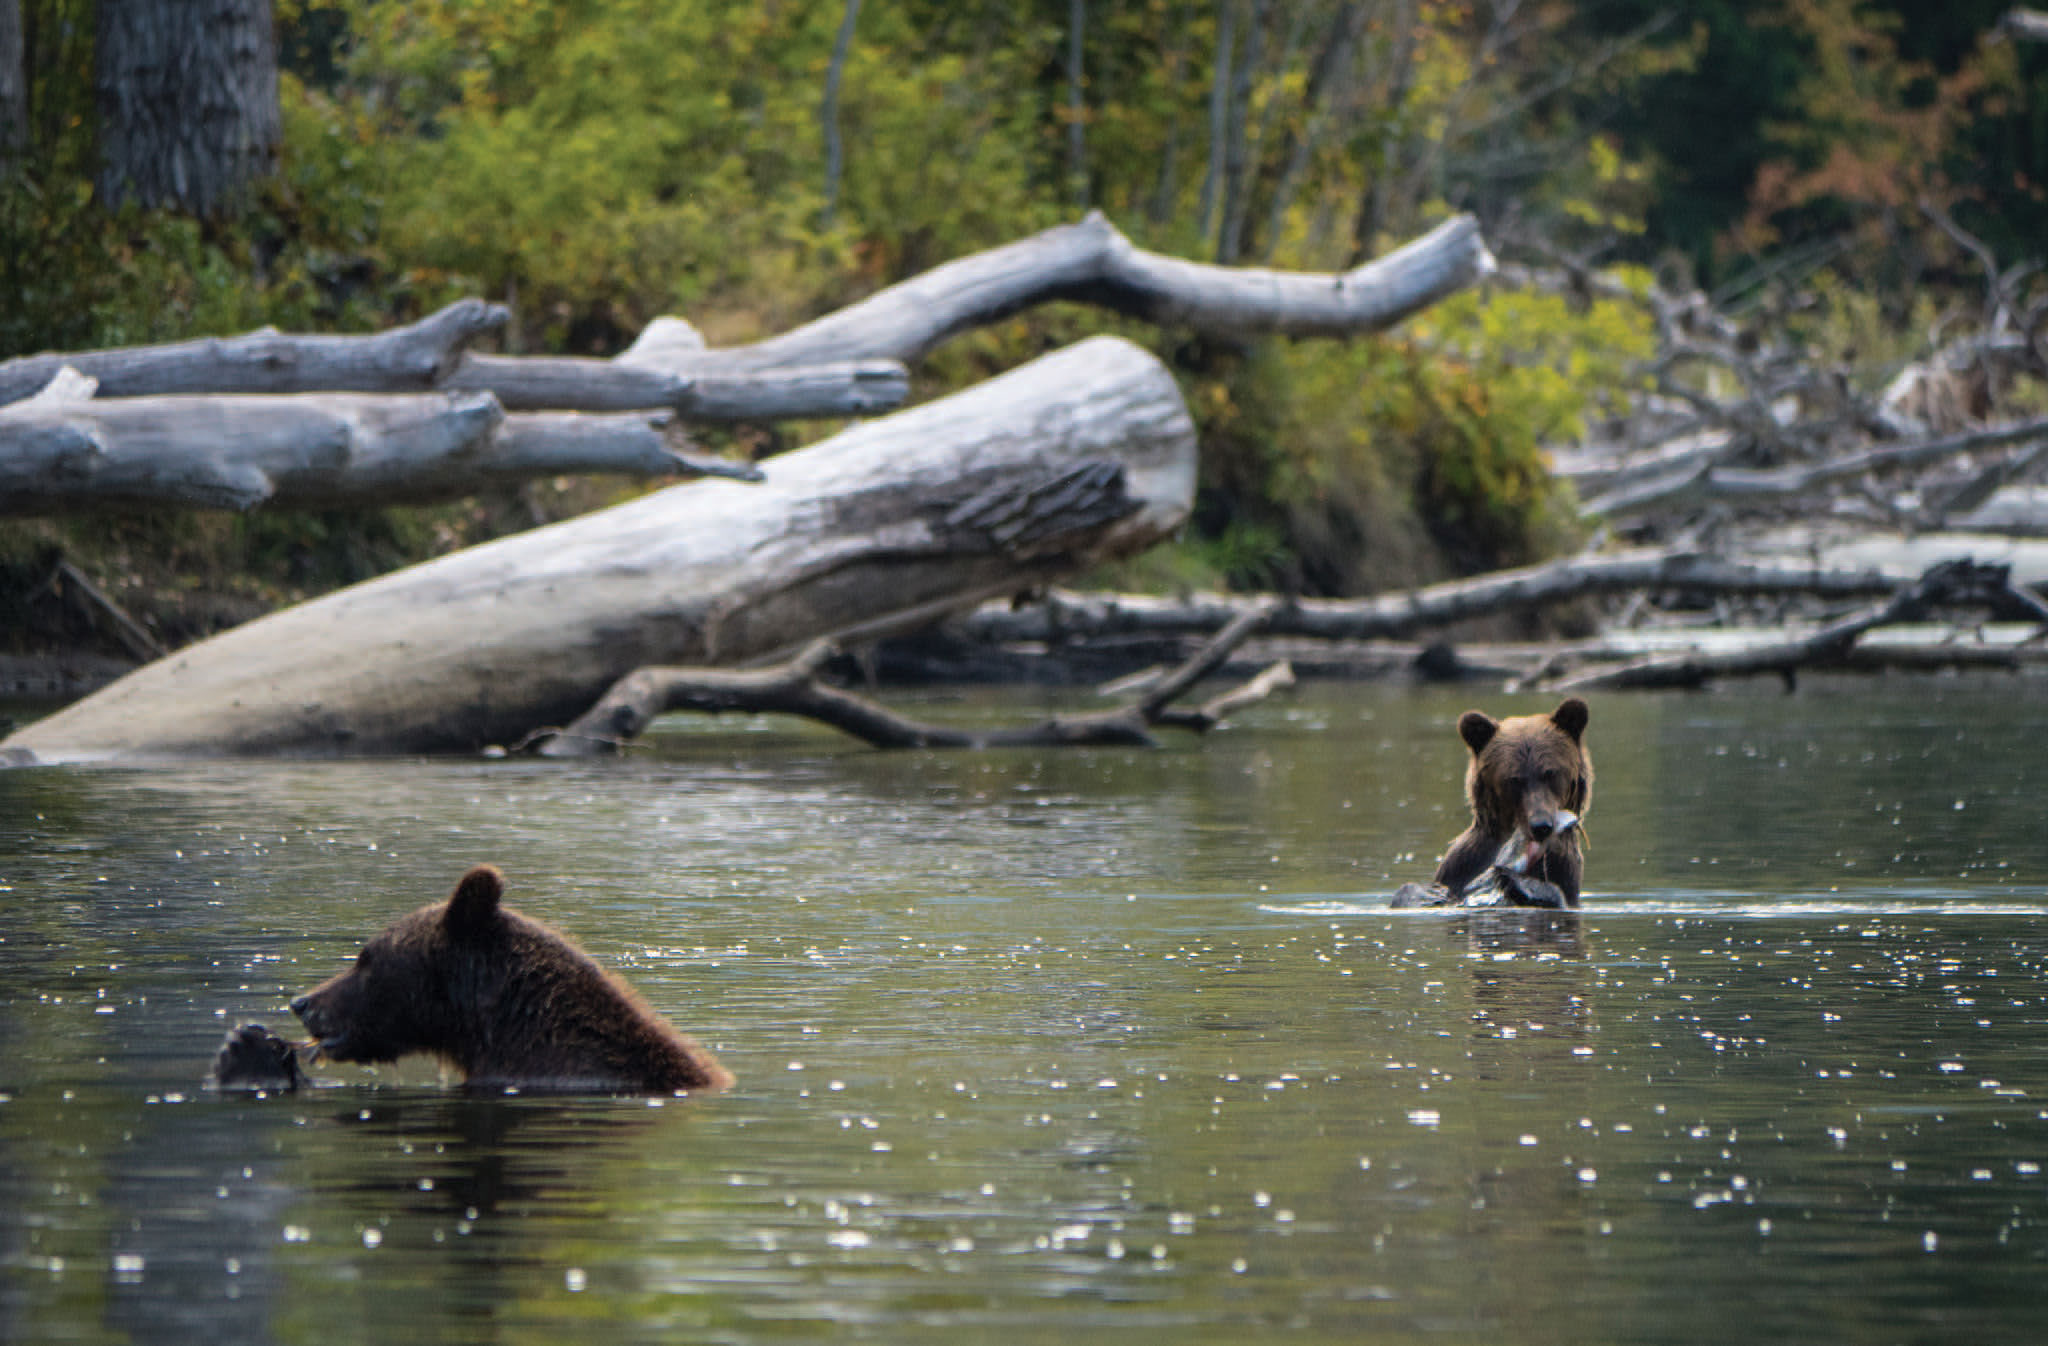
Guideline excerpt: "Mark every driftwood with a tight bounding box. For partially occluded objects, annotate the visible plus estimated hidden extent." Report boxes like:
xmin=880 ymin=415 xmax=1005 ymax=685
xmin=0 ymin=299 xmax=509 ymax=406
xmin=1581 ymin=416 xmax=2048 ymax=520
xmin=0 ymin=369 xmax=758 ymax=513
xmin=675 ymin=211 xmax=1493 ymax=371
xmin=533 ymin=603 xmax=1291 ymax=754
xmin=1502 ymin=209 xmax=2048 ymax=558
xmin=1549 ymin=559 xmax=2048 ymax=691
xmin=0 ymin=336 xmax=1197 ymax=762
xmin=0 ymin=302 xmax=903 ymax=423
xmin=0 ymin=212 xmax=1491 ymax=422
xmin=948 ymin=547 xmax=1904 ymax=645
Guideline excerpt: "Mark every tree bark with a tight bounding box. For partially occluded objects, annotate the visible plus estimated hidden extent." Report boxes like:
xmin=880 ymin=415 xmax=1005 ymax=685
xmin=0 ymin=370 xmax=758 ymax=513
xmin=94 ymin=0 xmax=280 ymax=215
xmin=0 ymin=336 xmax=1197 ymax=762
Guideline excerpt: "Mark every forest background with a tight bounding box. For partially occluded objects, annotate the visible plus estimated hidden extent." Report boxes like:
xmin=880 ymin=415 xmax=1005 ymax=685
xmin=4 ymin=0 xmax=2045 ymax=652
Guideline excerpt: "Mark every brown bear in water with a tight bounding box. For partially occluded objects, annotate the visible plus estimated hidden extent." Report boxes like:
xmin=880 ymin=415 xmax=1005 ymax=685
xmin=1392 ymin=697 xmax=1592 ymax=909
xmin=289 ymin=865 xmax=732 ymax=1094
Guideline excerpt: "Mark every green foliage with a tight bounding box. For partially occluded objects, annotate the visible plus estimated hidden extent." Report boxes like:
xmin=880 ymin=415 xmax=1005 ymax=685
xmin=8 ymin=0 xmax=2030 ymax=620
xmin=1152 ymin=277 xmax=1651 ymax=595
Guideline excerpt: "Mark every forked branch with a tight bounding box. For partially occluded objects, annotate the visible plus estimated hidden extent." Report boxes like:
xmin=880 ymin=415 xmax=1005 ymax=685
xmin=532 ymin=603 xmax=1289 ymax=755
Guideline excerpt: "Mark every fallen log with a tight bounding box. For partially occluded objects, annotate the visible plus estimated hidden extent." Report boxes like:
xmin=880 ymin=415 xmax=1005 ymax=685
xmin=1548 ymin=559 xmax=2048 ymax=690
xmin=1580 ymin=416 xmax=2048 ymax=519
xmin=0 ymin=369 xmax=758 ymax=513
xmin=531 ymin=603 xmax=1289 ymax=754
xmin=1959 ymin=485 xmax=2048 ymax=536
xmin=0 ymin=336 xmax=1196 ymax=762
xmin=947 ymin=547 xmax=1905 ymax=645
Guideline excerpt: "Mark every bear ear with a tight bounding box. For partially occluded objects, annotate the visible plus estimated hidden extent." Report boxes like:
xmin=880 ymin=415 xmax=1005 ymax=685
xmin=1551 ymin=697 xmax=1590 ymax=742
xmin=445 ymin=865 xmax=505 ymax=934
xmin=1458 ymin=711 xmax=1499 ymax=754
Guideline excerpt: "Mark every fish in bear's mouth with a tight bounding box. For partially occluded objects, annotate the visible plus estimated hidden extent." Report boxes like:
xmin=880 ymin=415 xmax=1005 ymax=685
xmin=1495 ymin=809 xmax=1579 ymax=876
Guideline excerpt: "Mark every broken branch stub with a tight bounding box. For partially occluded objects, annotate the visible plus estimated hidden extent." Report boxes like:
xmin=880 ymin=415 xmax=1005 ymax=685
xmin=1 ymin=336 xmax=1196 ymax=762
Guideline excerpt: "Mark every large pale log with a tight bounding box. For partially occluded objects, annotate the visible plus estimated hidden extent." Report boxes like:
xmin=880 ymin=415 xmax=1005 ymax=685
xmin=0 ymin=372 xmax=757 ymax=513
xmin=0 ymin=336 xmax=1195 ymax=762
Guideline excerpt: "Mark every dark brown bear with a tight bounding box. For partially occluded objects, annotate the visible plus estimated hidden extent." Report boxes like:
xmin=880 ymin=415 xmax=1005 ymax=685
xmin=290 ymin=865 xmax=732 ymax=1094
xmin=1393 ymin=697 xmax=1592 ymax=909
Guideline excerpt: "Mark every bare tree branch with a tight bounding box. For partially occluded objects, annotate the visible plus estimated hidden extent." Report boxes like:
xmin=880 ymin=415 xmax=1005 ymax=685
xmin=532 ymin=602 xmax=1288 ymax=755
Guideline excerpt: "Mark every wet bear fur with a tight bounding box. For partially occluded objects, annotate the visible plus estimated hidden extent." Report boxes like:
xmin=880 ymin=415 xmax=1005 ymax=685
xmin=291 ymin=865 xmax=732 ymax=1094
xmin=1403 ymin=697 xmax=1592 ymax=907
xmin=207 ymin=1022 xmax=309 ymax=1092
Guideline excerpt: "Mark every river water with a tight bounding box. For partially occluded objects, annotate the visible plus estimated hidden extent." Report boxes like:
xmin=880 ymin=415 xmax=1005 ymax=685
xmin=2 ymin=680 xmax=2046 ymax=1344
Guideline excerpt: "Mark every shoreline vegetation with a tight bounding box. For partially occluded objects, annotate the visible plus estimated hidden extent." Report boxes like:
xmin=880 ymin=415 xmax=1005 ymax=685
xmin=7 ymin=3 xmax=2048 ymax=742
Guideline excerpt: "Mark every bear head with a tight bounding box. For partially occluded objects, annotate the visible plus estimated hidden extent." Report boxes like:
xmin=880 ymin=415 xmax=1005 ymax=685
xmin=1459 ymin=695 xmax=1592 ymax=856
xmin=290 ymin=865 xmax=513 ymax=1068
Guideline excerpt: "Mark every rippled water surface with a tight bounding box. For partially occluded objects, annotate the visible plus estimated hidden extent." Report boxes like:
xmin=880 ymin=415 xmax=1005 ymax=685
xmin=4 ymin=680 xmax=2048 ymax=1344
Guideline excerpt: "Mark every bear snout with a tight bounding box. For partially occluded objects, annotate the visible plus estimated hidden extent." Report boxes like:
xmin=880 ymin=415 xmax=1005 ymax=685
xmin=289 ymin=990 xmax=348 ymax=1056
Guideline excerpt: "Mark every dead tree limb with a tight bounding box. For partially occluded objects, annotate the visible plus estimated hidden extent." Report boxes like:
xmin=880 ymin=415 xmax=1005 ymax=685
xmin=1582 ymin=417 xmax=2048 ymax=519
xmin=0 ymin=371 xmax=759 ymax=513
xmin=721 ymin=210 xmax=1492 ymax=369
xmin=0 ymin=300 xmax=508 ymax=406
xmin=0 ymin=214 xmax=1491 ymax=422
xmin=1 ymin=336 xmax=1196 ymax=761
xmin=1549 ymin=559 xmax=2048 ymax=690
xmin=533 ymin=602 xmax=1286 ymax=755
xmin=951 ymin=548 xmax=1904 ymax=645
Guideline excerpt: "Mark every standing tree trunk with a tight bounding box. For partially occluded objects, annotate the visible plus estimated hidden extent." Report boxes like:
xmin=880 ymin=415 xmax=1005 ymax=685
xmin=95 ymin=0 xmax=280 ymax=214
xmin=1065 ymin=0 xmax=1088 ymax=209
xmin=0 ymin=0 xmax=24 ymax=170
xmin=818 ymin=0 xmax=861 ymax=229
xmin=1215 ymin=0 xmax=1267 ymax=263
xmin=1199 ymin=0 xmax=1235 ymax=243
